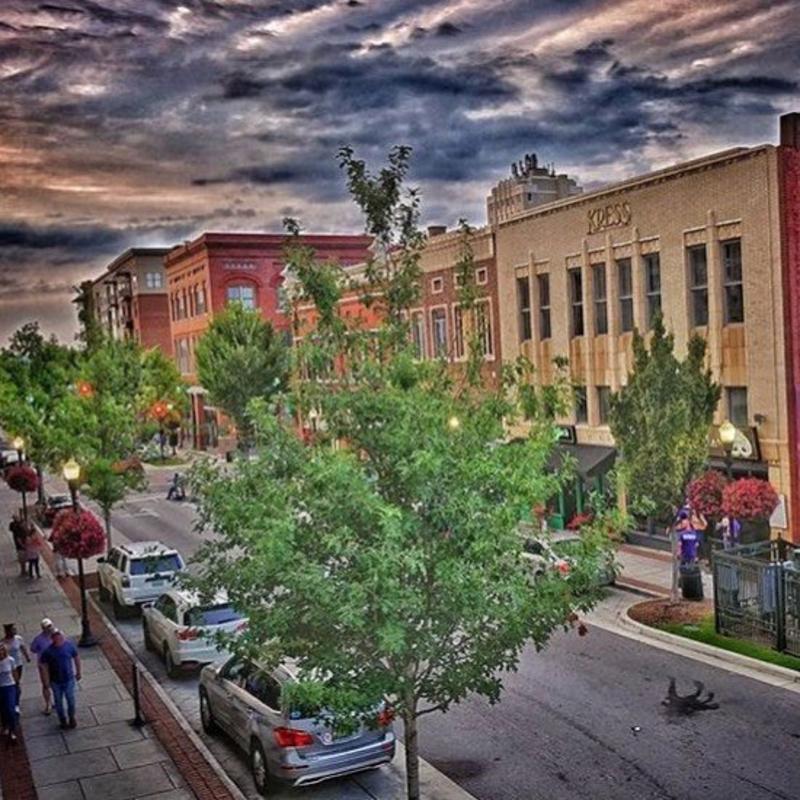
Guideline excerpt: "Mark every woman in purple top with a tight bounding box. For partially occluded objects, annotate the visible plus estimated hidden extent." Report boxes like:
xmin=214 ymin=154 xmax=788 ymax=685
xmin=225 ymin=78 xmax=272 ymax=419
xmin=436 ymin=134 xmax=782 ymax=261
xmin=30 ymin=618 xmax=55 ymax=715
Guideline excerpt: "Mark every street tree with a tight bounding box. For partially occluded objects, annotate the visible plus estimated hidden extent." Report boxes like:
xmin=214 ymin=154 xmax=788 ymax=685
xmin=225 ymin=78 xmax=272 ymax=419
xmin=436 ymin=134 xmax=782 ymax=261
xmin=608 ymin=314 xmax=720 ymax=529
xmin=195 ymin=303 xmax=290 ymax=450
xmin=188 ymin=146 xmax=613 ymax=800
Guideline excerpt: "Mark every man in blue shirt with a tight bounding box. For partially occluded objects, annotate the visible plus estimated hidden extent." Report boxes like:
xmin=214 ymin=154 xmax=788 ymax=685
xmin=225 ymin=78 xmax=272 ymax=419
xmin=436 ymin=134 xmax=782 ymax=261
xmin=40 ymin=630 xmax=81 ymax=729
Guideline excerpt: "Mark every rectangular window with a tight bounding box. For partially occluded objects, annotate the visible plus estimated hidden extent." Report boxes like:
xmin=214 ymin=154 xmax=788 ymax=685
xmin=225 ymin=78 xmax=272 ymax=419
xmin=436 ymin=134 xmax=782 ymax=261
xmin=475 ymin=299 xmax=493 ymax=358
xmin=411 ymin=311 xmax=426 ymax=359
xmin=196 ymin=285 xmax=207 ymax=315
xmin=453 ymin=305 xmax=465 ymax=359
xmin=727 ymin=386 xmax=748 ymax=428
xmin=538 ymin=274 xmax=551 ymax=340
xmin=475 ymin=267 xmax=488 ymax=285
xmin=517 ymin=276 xmax=532 ymax=342
xmin=569 ymin=269 xmax=584 ymax=337
xmin=688 ymin=245 xmax=708 ymax=326
xmin=644 ymin=253 xmax=661 ymax=327
xmin=227 ymin=285 xmax=255 ymax=309
xmin=176 ymin=339 xmax=191 ymax=374
xmin=593 ymin=263 xmax=608 ymax=335
xmin=431 ymin=308 xmax=448 ymax=357
xmin=431 ymin=277 xmax=443 ymax=294
xmin=597 ymin=385 xmax=611 ymax=424
xmin=574 ymin=386 xmax=588 ymax=424
xmin=722 ymin=239 xmax=744 ymax=323
xmin=145 ymin=271 xmax=163 ymax=289
xmin=617 ymin=258 xmax=633 ymax=332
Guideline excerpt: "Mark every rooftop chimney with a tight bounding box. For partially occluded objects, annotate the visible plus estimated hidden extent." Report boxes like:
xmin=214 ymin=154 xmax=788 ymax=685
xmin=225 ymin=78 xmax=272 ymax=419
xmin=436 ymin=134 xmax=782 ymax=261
xmin=427 ymin=225 xmax=447 ymax=237
xmin=780 ymin=113 xmax=800 ymax=149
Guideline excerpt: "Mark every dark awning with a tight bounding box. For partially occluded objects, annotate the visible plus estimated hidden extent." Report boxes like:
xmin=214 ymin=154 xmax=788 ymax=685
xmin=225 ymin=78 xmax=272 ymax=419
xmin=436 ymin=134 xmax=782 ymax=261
xmin=707 ymin=456 xmax=768 ymax=478
xmin=547 ymin=442 xmax=616 ymax=480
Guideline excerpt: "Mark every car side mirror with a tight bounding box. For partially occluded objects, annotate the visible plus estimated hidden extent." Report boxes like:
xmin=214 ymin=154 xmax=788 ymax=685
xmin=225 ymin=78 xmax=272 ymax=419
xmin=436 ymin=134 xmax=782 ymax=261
xmin=96 ymin=557 xmax=106 ymax=564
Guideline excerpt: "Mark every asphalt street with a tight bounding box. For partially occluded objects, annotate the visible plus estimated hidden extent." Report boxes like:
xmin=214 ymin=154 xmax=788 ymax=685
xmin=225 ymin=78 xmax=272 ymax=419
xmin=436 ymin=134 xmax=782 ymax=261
xmin=64 ymin=469 xmax=800 ymax=800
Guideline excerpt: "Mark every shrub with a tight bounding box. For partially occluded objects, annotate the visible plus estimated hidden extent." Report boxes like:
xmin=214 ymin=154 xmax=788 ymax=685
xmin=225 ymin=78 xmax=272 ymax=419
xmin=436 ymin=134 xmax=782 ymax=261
xmin=721 ymin=478 xmax=779 ymax=521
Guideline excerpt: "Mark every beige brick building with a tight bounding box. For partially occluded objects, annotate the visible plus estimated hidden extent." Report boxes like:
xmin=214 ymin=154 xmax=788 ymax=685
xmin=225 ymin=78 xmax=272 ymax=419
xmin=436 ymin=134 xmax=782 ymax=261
xmin=497 ymin=115 xmax=800 ymax=537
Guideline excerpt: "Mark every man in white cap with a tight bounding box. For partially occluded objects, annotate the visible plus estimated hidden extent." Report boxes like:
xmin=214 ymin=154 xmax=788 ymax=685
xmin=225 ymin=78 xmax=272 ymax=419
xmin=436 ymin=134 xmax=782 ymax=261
xmin=29 ymin=618 xmax=55 ymax=715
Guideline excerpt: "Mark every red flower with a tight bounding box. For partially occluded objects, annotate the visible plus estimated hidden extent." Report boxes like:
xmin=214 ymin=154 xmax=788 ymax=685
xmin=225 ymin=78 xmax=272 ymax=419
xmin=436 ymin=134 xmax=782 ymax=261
xmin=721 ymin=478 xmax=779 ymax=521
xmin=51 ymin=509 xmax=106 ymax=559
xmin=687 ymin=470 xmax=728 ymax=517
xmin=566 ymin=511 xmax=593 ymax=531
xmin=6 ymin=464 xmax=39 ymax=493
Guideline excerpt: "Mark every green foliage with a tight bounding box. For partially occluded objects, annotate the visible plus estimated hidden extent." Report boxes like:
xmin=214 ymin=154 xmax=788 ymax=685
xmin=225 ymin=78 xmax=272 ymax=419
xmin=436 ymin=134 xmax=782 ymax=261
xmin=190 ymin=146 xmax=614 ymax=800
xmin=72 ymin=280 xmax=104 ymax=352
xmin=195 ymin=303 xmax=290 ymax=449
xmin=608 ymin=314 xmax=720 ymax=521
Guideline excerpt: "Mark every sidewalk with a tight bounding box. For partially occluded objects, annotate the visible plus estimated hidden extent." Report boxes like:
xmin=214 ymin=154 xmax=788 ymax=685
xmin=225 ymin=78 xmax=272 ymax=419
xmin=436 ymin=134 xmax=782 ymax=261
xmin=616 ymin=542 xmax=714 ymax=597
xmin=0 ymin=489 xmax=196 ymax=800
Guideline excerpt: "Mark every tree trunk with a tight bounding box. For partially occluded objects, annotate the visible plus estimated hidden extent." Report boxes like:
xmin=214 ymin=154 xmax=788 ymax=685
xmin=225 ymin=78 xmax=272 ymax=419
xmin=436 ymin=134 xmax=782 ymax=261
xmin=403 ymin=702 xmax=420 ymax=800
xmin=104 ymin=509 xmax=113 ymax=555
xmin=36 ymin=464 xmax=45 ymax=504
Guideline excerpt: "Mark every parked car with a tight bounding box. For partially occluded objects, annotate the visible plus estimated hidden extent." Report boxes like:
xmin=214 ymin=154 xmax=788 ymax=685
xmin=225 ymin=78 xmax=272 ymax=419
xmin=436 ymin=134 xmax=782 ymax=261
xmin=521 ymin=530 xmax=616 ymax=586
xmin=199 ymin=657 xmax=396 ymax=795
xmin=0 ymin=449 xmax=19 ymax=471
xmin=37 ymin=494 xmax=80 ymax=527
xmin=97 ymin=541 xmax=185 ymax=617
xmin=142 ymin=589 xmax=247 ymax=677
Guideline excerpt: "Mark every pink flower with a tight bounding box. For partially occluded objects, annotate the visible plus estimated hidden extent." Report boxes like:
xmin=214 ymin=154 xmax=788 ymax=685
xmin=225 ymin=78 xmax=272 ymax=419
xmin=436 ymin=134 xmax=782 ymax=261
xmin=687 ymin=470 xmax=728 ymax=517
xmin=51 ymin=509 xmax=106 ymax=559
xmin=6 ymin=464 xmax=39 ymax=493
xmin=721 ymin=478 xmax=779 ymax=521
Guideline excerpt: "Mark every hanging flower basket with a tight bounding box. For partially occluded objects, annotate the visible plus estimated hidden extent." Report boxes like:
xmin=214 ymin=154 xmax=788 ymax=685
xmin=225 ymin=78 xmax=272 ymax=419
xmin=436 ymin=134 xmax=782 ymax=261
xmin=51 ymin=509 xmax=106 ymax=560
xmin=686 ymin=470 xmax=729 ymax=518
xmin=6 ymin=464 xmax=39 ymax=494
xmin=721 ymin=478 xmax=779 ymax=521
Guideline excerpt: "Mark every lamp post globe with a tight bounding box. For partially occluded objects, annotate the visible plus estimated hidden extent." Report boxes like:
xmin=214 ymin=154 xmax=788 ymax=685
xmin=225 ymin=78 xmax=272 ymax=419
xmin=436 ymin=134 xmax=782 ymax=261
xmin=12 ymin=435 xmax=24 ymax=462
xmin=719 ymin=419 xmax=737 ymax=480
xmin=63 ymin=457 xmax=81 ymax=510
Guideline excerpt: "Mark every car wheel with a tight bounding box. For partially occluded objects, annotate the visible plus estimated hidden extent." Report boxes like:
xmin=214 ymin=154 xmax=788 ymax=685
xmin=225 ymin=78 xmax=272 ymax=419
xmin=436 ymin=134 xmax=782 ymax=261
xmin=199 ymin=688 xmax=217 ymax=734
xmin=143 ymin=621 xmax=154 ymax=652
xmin=250 ymin=740 xmax=271 ymax=797
xmin=164 ymin=645 xmax=180 ymax=679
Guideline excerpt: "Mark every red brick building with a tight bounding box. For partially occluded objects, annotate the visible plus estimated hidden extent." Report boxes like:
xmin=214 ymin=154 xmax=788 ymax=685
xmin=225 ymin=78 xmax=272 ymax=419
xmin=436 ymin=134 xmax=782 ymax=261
xmin=164 ymin=232 xmax=372 ymax=449
xmin=92 ymin=248 xmax=172 ymax=355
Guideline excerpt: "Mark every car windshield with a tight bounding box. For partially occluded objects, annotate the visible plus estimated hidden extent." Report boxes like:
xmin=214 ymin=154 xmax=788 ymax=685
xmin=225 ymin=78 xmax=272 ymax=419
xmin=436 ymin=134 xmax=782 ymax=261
xmin=185 ymin=604 xmax=243 ymax=627
xmin=129 ymin=554 xmax=181 ymax=575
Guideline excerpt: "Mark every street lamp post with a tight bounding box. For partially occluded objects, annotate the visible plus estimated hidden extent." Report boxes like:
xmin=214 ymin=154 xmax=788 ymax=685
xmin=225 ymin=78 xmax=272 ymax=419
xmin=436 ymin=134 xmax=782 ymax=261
xmin=12 ymin=436 xmax=29 ymax=521
xmin=719 ymin=420 xmax=737 ymax=480
xmin=63 ymin=458 xmax=96 ymax=648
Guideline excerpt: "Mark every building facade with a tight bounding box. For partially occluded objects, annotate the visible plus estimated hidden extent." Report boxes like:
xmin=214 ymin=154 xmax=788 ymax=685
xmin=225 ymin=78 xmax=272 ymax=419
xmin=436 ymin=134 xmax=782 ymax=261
xmin=497 ymin=114 xmax=800 ymax=538
xmin=92 ymin=248 xmax=172 ymax=354
xmin=164 ymin=232 xmax=372 ymax=449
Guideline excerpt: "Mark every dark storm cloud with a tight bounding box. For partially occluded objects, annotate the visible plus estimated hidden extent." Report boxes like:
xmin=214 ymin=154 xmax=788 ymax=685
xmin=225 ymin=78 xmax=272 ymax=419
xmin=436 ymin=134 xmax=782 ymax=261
xmin=1 ymin=0 xmax=799 ymax=342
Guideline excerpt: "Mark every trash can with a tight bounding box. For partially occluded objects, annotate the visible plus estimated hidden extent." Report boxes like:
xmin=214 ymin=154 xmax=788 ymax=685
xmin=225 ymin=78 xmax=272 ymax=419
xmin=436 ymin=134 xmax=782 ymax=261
xmin=680 ymin=563 xmax=704 ymax=601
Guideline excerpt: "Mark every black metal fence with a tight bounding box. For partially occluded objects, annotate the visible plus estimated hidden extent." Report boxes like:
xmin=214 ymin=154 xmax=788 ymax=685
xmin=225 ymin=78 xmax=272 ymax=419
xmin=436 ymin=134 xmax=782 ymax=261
xmin=712 ymin=539 xmax=800 ymax=658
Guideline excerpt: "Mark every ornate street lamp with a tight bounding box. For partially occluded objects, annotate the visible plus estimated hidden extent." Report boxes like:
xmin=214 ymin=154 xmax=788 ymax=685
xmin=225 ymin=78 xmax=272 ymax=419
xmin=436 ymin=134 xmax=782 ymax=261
xmin=719 ymin=419 xmax=737 ymax=480
xmin=12 ymin=435 xmax=24 ymax=463
xmin=60 ymin=457 xmax=100 ymax=648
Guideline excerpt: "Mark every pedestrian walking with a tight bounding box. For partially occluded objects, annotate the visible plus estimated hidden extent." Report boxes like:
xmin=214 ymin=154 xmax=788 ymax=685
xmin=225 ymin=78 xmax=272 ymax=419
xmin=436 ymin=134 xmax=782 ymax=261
xmin=2 ymin=623 xmax=30 ymax=704
xmin=30 ymin=618 xmax=55 ymax=715
xmin=24 ymin=526 xmax=42 ymax=579
xmin=0 ymin=642 xmax=19 ymax=743
xmin=50 ymin=532 xmax=72 ymax=578
xmin=9 ymin=513 xmax=27 ymax=577
xmin=40 ymin=630 xmax=81 ymax=730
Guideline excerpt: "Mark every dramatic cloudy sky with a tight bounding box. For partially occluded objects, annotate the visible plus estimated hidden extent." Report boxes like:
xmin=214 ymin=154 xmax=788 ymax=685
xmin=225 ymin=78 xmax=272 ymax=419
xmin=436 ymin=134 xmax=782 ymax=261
xmin=1 ymin=0 xmax=798 ymax=343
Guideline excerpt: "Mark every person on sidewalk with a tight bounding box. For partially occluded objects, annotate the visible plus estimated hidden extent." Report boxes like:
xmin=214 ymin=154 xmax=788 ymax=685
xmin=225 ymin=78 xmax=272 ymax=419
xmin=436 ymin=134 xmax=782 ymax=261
xmin=50 ymin=531 xmax=72 ymax=578
xmin=24 ymin=526 xmax=43 ymax=579
xmin=9 ymin=513 xmax=28 ymax=577
xmin=29 ymin=618 xmax=55 ymax=715
xmin=0 ymin=642 xmax=19 ymax=743
xmin=40 ymin=630 xmax=81 ymax=730
xmin=2 ymin=623 xmax=30 ymax=704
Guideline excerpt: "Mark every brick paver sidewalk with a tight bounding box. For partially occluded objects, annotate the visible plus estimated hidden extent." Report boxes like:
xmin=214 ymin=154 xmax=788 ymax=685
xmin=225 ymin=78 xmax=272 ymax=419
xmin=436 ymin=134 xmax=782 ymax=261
xmin=617 ymin=543 xmax=714 ymax=597
xmin=0 ymin=484 xmax=236 ymax=800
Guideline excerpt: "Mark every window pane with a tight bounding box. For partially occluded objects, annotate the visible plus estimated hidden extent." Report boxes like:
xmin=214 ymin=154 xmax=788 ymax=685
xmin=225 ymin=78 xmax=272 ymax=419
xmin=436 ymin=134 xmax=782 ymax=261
xmin=644 ymin=253 xmax=661 ymax=328
xmin=476 ymin=300 xmax=493 ymax=357
xmin=722 ymin=240 xmax=744 ymax=323
xmin=692 ymin=289 xmax=709 ymax=326
xmin=574 ymin=386 xmax=588 ymax=424
xmin=517 ymin=277 xmax=531 ymax=342
xmin=620 ymin=299 xmax=634 ymax=333
xmin=617 ymin=259 xmax=633 ymax=332
xmin=431 ymin=309 xmax=447 ymax=357
xmin=453 ymin=306 xmax=465 ymax=358
xmin=597 ymin=386 xmax=611 ymax=424
xmin=593 ymin=264 xmax=607 ymax=335
xmin=538 ymin=275 xmax=551 ymax=340
xmin=722 ymin=240 xmax=742 ymax=282
xmin=689 ymin=246 xmax=707 ymax=287
xmin=411 ymin=312 xmax=426 ymax=359
xmin=727 ymin=387 xmax=748 ymax=428
xmin=569 ymin=269 xmax=583 ymax=337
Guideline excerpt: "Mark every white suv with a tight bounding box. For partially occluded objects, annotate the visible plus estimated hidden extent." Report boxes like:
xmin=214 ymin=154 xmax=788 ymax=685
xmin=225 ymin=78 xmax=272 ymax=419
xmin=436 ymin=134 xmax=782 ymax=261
xmin=142 ymin=589 xmax=247 ymax=677
xmin=98 ymin=541 xmax=185 ymax=617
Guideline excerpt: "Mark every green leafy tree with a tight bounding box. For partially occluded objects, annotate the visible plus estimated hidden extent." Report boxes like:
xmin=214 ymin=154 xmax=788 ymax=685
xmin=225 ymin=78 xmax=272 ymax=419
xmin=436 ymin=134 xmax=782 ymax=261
xmin=608 ymin=314 xmax=721 ymax=525
xmin=189 ymin=147 xmax=612 ymax=800
xmin=195 ymin=303 xmax=290 ymax=450
xmin=72 ymin=280 xmax=104 ymax=352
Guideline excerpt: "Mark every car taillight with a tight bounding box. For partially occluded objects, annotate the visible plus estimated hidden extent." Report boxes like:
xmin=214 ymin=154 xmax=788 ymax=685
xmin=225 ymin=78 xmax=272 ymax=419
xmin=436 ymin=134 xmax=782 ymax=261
xmin=273 ymin=727 xmax=314 ymax=748
xmin=377 ymin=707 xmax=395 ymax=727
xmin=121 ymin=576 xmax=130 ymax=588
xmin=177 ymin=627 xmax=200 ymax=641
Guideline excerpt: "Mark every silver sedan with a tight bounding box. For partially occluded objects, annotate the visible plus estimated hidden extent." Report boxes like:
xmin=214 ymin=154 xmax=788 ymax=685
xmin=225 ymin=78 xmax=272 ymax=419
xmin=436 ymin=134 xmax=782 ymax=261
xmin=198 ymin=656 xmax=396 ymax=795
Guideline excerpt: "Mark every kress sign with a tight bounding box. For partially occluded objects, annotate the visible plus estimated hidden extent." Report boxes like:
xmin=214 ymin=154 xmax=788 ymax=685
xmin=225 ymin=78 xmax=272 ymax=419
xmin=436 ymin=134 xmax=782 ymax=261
xmin=587 ymin=201 xmax=632 ymax=235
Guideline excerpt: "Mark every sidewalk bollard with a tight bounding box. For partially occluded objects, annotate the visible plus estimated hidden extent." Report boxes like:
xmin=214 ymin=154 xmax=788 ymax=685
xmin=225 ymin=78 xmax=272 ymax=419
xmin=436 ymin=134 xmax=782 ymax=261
xmin=131 ymin=664 xmax=146 ymax=728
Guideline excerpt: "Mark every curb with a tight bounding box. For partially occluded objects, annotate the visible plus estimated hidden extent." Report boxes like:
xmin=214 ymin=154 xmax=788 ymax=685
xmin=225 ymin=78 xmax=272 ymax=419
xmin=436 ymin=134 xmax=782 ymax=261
xmin=87 ymin=592 xmax=249 ymax=800
xmin=618 ymin=605 xmax=800 ymax=688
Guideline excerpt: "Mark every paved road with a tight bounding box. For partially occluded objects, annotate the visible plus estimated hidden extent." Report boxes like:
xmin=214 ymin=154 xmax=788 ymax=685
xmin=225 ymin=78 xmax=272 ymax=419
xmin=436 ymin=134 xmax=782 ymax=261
xmin=417 ymin=601 xmax=800 ymax=800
